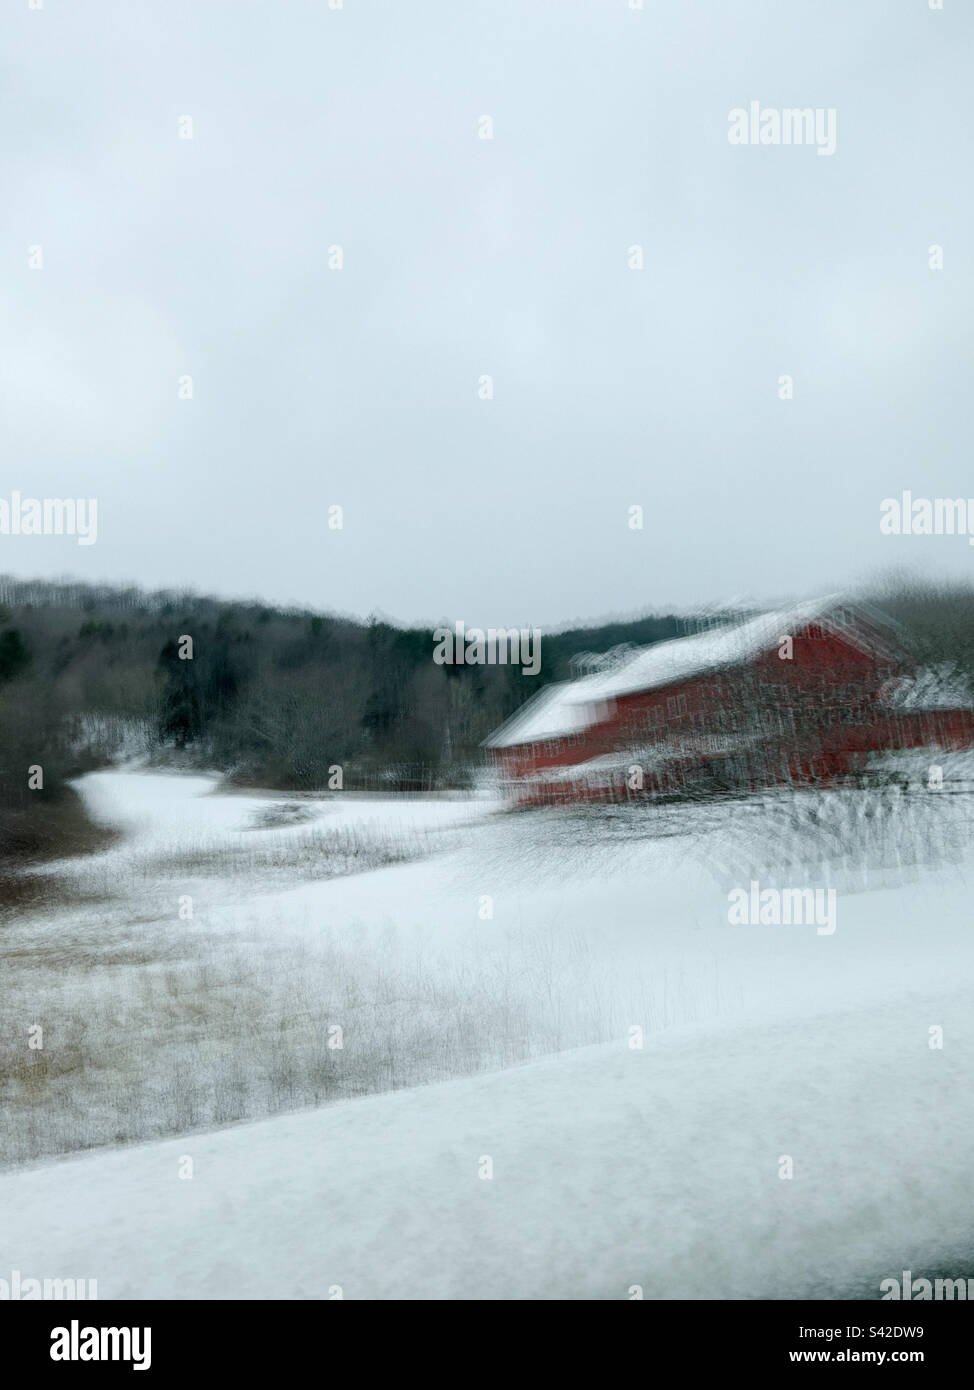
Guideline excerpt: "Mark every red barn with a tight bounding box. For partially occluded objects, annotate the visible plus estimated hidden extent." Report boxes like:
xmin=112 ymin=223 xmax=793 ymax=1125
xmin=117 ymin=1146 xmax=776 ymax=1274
xmin=484 ymin=598 xmax=974 ymax=807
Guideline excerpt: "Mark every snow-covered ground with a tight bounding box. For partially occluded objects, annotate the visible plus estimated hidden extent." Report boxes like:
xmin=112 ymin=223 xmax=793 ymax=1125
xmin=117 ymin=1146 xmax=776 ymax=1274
xmin=4 ymin=995 xmax=973 ymax=1301
xmin=2 ymin=764 xmax=973 ymax=1297
xmin=32 ymin=767 xmax=491 ymax=894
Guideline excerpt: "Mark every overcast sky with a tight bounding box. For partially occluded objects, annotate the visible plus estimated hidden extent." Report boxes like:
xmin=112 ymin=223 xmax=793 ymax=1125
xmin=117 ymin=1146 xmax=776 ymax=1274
xmin=2 ymin=0 xmax=972 ymax=629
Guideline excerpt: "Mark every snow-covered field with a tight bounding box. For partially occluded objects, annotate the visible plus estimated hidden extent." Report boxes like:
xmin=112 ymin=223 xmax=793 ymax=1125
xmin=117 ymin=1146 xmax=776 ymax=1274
xmin=2 ymin=762 xmax=973 ymax=1298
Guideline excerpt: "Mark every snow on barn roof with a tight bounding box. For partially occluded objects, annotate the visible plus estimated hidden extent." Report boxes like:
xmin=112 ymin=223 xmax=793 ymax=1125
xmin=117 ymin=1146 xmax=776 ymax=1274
xmin=530 ymin=753 xmax=629 ymax=784
xmin=482 ymin=675 xmax=611 ymax=749
xmin=576 ymin=596 xmax=884 ymax=702
xmin=882 ymin=665 xmax=974 ymax=711
xmin=485 ymin=596 xmax=899 ymax=750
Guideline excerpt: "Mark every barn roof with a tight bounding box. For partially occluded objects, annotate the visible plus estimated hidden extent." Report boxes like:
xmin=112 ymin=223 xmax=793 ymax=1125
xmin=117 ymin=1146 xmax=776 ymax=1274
xmin=484 ymin=596 xmax=901 ymax=750
xmin=481 ymin=675 xmax=610 ymax=749
xmin=577 ymin=595 xmax=894 ymax=702
xmin=882 ymin=665 xmax=974 ymax=711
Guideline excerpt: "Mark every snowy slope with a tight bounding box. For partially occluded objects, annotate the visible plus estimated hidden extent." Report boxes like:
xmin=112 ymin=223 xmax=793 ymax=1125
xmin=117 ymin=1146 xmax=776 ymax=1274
xmin=4 ymin=768 xmax=974 ymax=1298
xmin=2 ymin=988 xmax=972 ymax=1300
